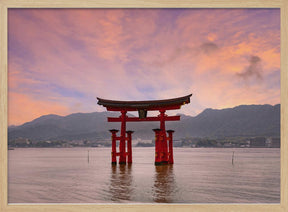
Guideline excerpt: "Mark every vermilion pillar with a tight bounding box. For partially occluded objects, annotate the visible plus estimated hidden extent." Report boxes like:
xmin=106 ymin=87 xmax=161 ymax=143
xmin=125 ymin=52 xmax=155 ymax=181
xmin=109 ymin=129 xmax=119 ymax=165
xmin=167 ymin=130 xmax=174 ymax=164
xmin=119 ymin=110 xmax=127 ymax=164
xmin=126 ymin=130 xmax=134 ymax=164
xmin=153 ymin=128 xmax=162 ymax=165
xmin=159 ymin=110 xmax=168 ymax=164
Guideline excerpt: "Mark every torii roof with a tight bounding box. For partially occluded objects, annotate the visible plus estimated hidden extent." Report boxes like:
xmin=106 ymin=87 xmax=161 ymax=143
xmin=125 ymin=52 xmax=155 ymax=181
xmin=97 ymin=94 xmax=192 ymax=111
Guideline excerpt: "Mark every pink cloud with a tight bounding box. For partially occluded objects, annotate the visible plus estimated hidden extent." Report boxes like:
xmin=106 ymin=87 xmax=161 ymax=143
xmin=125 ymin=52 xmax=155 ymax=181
xmin=8 ymin=92 xmax=69 ymax=126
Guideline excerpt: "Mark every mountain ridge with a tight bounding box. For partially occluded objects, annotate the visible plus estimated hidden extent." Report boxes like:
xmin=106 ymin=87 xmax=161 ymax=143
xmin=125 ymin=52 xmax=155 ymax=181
xmin=8 ymin=104 xmax=280 ymax=141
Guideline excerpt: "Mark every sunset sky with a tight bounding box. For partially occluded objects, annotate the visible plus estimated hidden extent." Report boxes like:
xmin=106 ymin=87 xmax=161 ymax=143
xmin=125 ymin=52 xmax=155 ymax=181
xmin=8 ymin=8 xmax=280 ymax=126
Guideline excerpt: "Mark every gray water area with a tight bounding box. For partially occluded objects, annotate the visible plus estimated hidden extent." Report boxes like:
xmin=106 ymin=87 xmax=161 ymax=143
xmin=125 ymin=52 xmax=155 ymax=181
xmin=8 ymin=147 xmax=280 ymax=203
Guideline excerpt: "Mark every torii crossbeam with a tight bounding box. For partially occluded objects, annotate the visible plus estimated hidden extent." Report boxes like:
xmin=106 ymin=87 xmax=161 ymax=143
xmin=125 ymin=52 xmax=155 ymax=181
xmin=97 ymin=94 xmax=192 ymax=165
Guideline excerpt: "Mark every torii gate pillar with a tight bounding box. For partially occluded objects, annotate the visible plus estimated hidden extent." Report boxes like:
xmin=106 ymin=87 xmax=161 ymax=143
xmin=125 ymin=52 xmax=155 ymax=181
xmin=119 ymin=110 xmax=127 ymax=164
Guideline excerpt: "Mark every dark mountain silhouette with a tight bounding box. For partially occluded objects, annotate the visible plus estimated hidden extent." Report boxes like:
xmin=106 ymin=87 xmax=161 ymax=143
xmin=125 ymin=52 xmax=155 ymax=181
xmin=8 ymin=104 xmax=280 ymax=141
xmin=172 ymin=104 xmax=280 ymax=138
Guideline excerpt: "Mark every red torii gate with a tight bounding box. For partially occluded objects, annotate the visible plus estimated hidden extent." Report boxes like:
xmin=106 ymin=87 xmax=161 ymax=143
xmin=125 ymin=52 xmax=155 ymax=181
xmin=97 ymin=94 xmax=192 ymax=166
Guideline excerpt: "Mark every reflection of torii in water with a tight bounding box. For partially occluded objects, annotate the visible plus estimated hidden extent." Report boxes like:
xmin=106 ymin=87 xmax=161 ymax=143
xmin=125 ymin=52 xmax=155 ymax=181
xmin=153 ymin=165 xmax=176 ymax=203
xmin=97 ymin=94 xmax=192 ymax=166
xmin=109 ymin=164 xmax=133 ymax=201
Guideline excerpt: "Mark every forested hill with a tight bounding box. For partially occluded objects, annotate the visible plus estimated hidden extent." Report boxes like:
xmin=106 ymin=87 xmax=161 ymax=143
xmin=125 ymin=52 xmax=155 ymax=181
xmin=8 ymin=104 xmax=280 ymax=141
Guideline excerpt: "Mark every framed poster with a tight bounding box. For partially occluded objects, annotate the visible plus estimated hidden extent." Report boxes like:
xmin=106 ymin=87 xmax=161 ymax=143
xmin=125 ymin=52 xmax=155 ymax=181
xmin=0 ymin=0 xmax=287 ymax=211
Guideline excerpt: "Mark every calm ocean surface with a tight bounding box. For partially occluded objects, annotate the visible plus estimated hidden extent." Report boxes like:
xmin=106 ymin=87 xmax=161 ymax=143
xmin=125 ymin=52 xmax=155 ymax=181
xmin=8 ymin=147 xmax=280 ymax=203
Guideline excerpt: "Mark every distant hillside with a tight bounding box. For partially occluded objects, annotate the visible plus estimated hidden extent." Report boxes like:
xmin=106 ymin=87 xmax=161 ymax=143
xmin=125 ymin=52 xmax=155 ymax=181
xmin=8 ymin=104 xmax=280 ymax=141
xmin=172 ymin=104 xmax=280 ymax=138
xmin=8 ymin=112 xmax=119 ymax=141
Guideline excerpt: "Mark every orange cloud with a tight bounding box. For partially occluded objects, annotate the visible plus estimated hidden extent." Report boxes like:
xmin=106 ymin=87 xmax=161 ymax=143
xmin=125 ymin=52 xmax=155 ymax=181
xmin=8 ymin=92 xmax=69 ymax=126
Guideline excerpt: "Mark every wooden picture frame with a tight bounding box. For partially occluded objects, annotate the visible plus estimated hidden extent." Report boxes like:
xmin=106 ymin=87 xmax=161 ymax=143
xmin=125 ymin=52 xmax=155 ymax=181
xmin=0 ymin=0 xmax=287 ymax=211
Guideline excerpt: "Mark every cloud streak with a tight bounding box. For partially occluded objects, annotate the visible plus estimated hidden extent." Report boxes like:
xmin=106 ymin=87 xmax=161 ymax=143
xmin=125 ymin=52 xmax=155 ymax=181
xmin=151 ymin=42 xmax=220 ymax=67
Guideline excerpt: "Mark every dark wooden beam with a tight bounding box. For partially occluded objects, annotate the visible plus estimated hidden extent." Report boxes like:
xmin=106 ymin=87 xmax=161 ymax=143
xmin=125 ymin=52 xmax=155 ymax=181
xmin=107 ymin=115 xmax=180 ymax=122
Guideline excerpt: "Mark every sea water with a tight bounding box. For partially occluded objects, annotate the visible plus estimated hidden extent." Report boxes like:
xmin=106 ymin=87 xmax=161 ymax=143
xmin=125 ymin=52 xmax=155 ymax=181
xmin=8 ymin=147 xmax=280 ymax=203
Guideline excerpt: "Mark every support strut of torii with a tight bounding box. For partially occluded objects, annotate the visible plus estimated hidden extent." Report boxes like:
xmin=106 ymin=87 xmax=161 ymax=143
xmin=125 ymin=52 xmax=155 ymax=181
xmin=97 ymin=94 xmax=192 ymax=166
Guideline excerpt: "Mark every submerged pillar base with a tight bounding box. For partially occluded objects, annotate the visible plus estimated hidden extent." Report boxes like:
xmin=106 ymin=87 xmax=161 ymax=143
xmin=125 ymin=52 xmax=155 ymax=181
xmin=119 ymin=161 xmax=126 ymax=165
xmin=154 ymin=162 xmax=162 ymax=166
xmin=155 ymin=162 xmax=171 ymax=166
